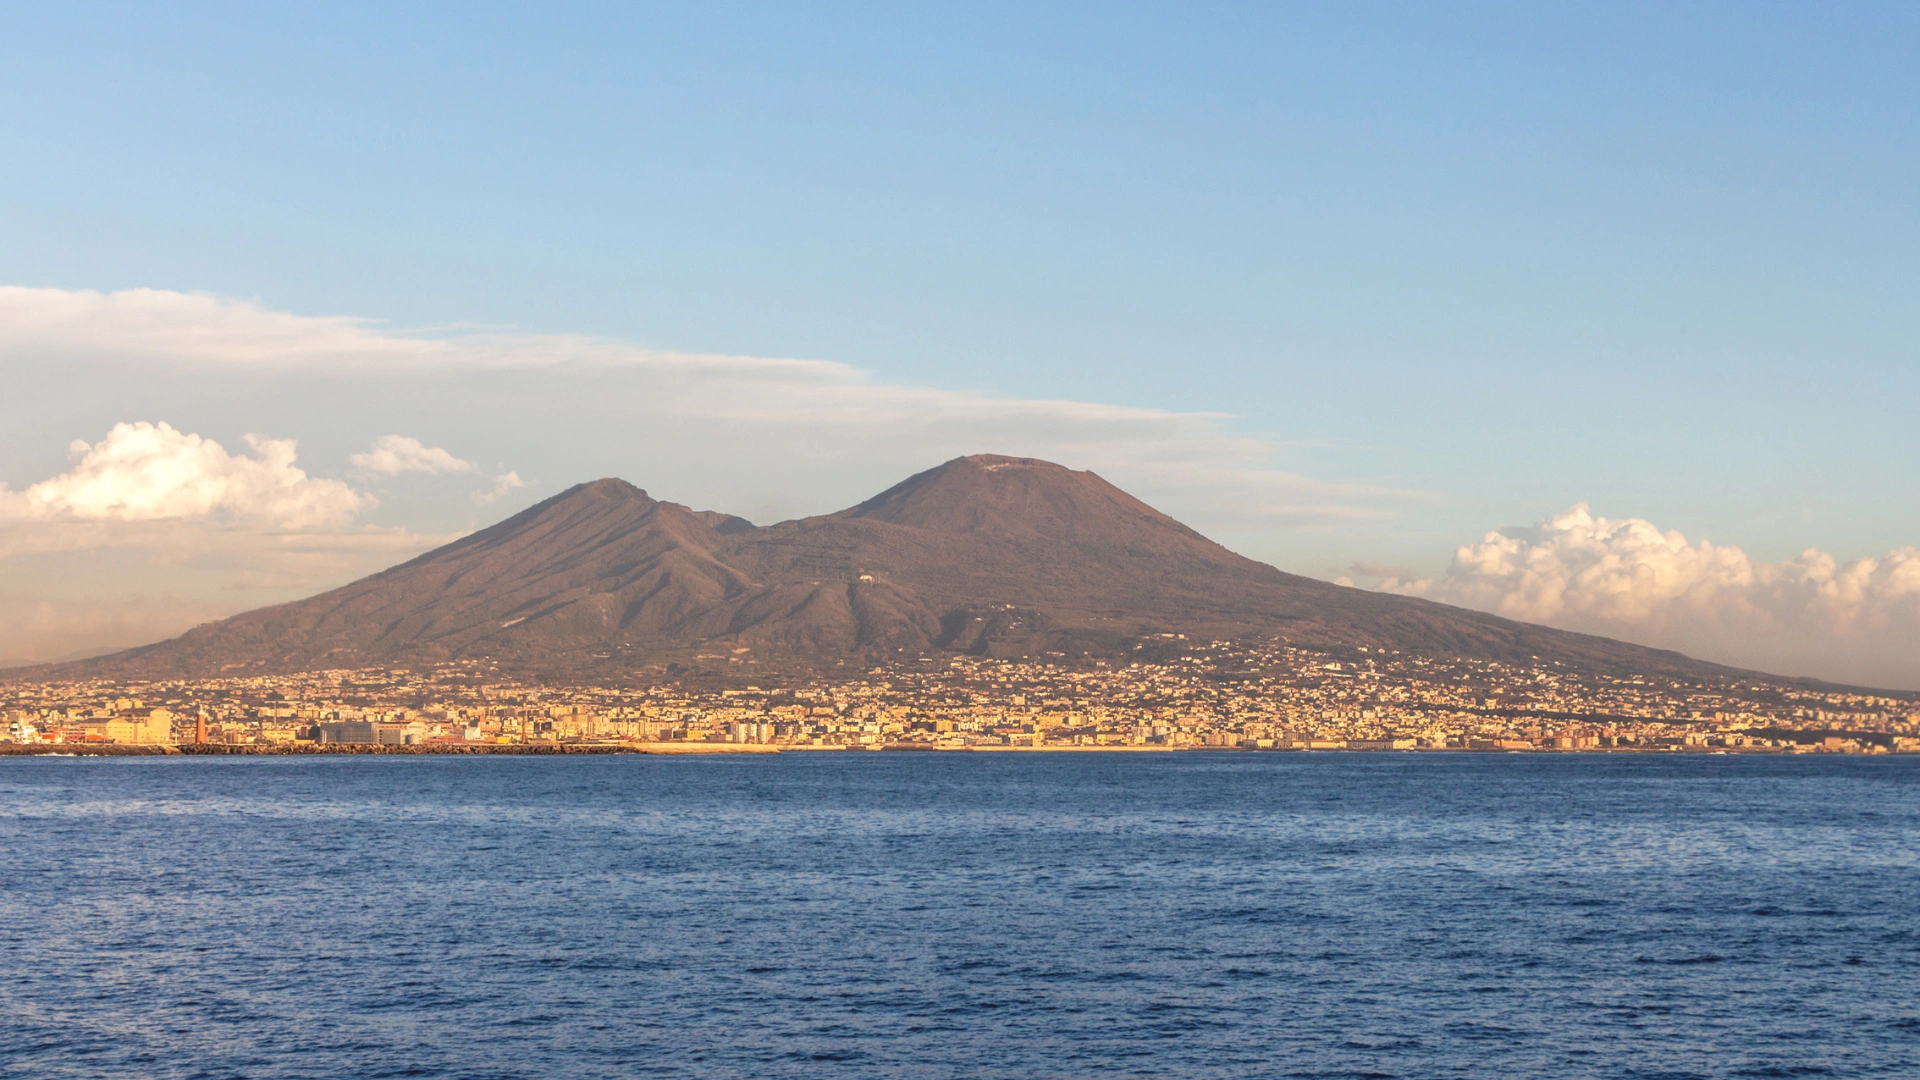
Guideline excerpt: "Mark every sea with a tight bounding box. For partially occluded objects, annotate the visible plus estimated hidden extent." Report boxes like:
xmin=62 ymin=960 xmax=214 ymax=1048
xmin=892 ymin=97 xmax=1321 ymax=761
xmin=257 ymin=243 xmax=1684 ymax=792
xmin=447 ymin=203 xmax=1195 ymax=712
xmin=1 ymin=751 xmax=1915 ymax=1079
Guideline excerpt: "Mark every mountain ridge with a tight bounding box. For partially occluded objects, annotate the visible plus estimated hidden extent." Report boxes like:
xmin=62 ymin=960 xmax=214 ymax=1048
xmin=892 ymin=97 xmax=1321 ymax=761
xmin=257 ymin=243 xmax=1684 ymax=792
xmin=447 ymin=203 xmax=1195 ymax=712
xmin=26 ymin=455 xmax=1761 ymax=683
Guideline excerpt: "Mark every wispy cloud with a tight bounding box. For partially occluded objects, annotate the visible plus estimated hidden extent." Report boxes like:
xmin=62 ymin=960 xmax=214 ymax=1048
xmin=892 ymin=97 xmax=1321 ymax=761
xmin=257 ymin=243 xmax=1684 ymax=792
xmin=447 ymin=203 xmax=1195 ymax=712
xmin=0 ymin=286 xmax=444 ymax=367
xmin=0 ymin=285 xmax=1418 ymax=527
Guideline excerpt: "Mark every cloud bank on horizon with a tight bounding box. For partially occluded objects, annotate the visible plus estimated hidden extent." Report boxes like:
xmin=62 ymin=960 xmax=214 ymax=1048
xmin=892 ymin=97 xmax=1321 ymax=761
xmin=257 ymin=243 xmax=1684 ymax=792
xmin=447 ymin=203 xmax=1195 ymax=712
xmin=1356 ymin=505 xmax=1920 ymax=687
xmin=0 ymin=286 xmax=1913 ymax=688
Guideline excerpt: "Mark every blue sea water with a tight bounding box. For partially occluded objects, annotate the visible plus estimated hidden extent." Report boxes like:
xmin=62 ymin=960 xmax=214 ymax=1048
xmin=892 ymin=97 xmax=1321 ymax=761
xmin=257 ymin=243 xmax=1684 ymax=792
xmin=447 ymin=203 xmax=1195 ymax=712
xmin=1 ymin=752 xmax=1916 ymax=1079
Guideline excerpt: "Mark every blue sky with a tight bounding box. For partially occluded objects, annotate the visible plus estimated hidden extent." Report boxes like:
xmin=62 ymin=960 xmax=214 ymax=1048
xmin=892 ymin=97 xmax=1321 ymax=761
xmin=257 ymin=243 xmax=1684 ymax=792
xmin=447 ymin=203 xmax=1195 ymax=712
xmin=2 ymin=3 xmax=1917 ymax=683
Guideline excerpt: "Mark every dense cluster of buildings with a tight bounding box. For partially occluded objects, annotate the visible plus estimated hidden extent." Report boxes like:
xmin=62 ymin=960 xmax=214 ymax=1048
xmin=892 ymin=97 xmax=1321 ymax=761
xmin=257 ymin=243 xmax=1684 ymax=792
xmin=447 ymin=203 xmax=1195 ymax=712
xmin=5 ymin=639 xmax=1917 ymax=754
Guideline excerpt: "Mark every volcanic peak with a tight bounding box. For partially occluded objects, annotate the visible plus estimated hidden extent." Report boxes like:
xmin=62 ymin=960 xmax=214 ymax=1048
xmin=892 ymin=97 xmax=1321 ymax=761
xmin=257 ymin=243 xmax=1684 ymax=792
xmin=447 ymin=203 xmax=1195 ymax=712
xmin=836 ymin=453 xmax=1193 ymax=545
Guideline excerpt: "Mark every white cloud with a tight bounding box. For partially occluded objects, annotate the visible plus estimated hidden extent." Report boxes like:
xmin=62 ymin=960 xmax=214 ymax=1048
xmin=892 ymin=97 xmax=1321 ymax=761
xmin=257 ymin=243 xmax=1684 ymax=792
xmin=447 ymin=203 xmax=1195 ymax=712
xmin=4 ymin=421 xmax=368 ymax=528
xmin=474 ymin=471 xmax=525 ymax=504
xmin=1381 ymin=504 xmax=1920 ymax=687
xmin=350 ymin=434 xmax=475 ymax=476
xmin=0 ymin=421 xmax=452 ymax=663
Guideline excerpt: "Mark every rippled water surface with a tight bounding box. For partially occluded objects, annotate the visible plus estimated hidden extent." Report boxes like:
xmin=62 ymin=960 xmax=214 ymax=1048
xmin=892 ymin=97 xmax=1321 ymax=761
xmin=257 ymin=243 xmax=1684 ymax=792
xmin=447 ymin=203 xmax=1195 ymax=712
xmin=2 ymin=752 xmax=1917 ymax=1078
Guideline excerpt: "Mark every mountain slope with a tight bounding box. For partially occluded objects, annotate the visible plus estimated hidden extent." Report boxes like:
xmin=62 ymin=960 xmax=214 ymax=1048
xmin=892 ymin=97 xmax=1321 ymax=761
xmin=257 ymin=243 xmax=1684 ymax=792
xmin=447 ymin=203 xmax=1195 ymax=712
xmin=101 ymin=479 xmax=758 ymax=673
xmin=59 ymin=455 xmax=1741 ymax=680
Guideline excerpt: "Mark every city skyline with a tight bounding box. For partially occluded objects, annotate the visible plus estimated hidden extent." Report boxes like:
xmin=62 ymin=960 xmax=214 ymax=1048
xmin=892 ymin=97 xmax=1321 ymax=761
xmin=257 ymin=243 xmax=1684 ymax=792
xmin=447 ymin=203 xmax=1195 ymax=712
xmin=10 ymin=641 xmax=1915 ymax=757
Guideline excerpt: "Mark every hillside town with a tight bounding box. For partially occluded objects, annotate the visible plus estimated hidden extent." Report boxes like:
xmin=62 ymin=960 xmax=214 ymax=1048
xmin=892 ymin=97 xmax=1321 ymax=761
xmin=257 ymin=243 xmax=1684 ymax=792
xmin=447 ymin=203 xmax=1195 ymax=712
xmin=6 ymin=638 xmax=1917 ymax=755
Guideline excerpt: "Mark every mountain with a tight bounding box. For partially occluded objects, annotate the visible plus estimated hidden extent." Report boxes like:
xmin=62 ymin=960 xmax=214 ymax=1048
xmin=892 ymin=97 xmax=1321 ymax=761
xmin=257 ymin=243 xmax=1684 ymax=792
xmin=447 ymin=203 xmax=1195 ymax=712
xmin=50 ymin=454 xmax=1739 ymax=681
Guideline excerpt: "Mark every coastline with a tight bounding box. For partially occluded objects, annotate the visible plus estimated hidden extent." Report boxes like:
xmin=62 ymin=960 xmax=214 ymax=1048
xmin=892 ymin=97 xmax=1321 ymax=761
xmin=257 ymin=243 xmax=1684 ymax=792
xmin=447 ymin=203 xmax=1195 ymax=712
xmin=0 ymin=742 xmax=1847 ymax=758
xmin=0 ymin=742 xmax=778 ymax=757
